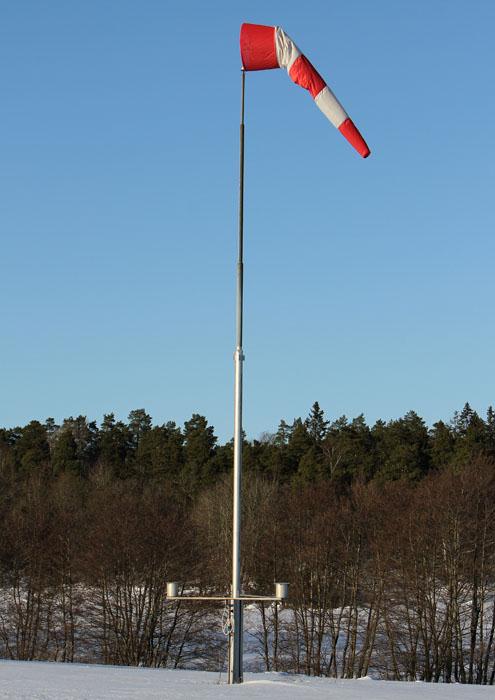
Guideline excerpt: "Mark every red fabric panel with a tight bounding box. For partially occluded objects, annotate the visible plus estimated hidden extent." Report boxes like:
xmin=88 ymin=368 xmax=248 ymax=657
xmin=338 ymin=118 xmax=370 ymax=158
xmin=288 ymin=55 xmax=326 ymax=99
xmin=240 ymin=23 xmax=278 ymax=71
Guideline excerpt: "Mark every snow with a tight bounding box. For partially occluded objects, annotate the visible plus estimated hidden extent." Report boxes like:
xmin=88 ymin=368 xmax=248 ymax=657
xmin=0 ymin=661 xmax=493 ymax=700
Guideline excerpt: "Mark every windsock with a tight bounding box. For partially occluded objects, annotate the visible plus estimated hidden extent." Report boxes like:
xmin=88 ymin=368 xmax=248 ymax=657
xmin=240 ymin=23 xmax=370 ymax=158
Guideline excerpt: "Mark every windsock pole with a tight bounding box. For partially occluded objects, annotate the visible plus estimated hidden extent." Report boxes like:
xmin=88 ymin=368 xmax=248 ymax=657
xmin=229 ymin=68 xmax=245 ymax=685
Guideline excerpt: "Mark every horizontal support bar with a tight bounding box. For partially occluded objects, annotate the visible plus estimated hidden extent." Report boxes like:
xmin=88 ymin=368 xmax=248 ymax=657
xmin=166 ymin=595 xmax=283 ymax=602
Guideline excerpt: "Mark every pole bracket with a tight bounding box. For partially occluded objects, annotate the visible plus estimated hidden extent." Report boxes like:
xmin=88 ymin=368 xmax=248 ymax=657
xmin=165 ymin=583 xmax=289 ymax=604
xmin=166 ymin=594 xmax=284 ymax=602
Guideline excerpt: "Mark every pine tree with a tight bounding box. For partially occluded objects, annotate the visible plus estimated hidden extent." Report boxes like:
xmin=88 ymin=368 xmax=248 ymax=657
xmin=0 ymin=429 xmax=16 ymax=480
xmin=288 ymin=418 xmax=315 ymax=481
xmin=100 ymin=413 xmax=133 ymax=478
xmin=452 ymin=402 xmax=476 ymax=435
xmin=485 ymin=406 xmax=495 ymax=459
xmin=181 ymin=414 xmax=217 ymax=490
xmin=128 ymin=409 xmax=152 ymax=449
xmin=297 ymin=445 xmax=324 ymax=482
xmin=136 ymin=421 xmax=184 ymax=481
xmin=44 ymin=417 xmax=59 ymax=447
xmin=451 ymin=404 xmax=486 ymax=465
xmin=322 ymin=414 xmax=376 ymax=483
xmin=305 ymin=402 xmax=329 ymax=444
xmin=61 ymin=416 xmax=100 ymax=471
xmin=52 ymin=429 xmax=80 ymax=476
xmin=429 ymin=420 xmax=455 ymax=470
xmin=274 ymin=420 xmax=292 ymax=447
xmin=16 ymin=421 xmax=50 ymax=476
xmin=373 ymin=411 xmax=430 ymax=482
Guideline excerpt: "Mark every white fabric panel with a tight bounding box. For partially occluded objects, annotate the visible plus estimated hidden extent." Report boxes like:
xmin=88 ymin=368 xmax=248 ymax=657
xmin=314 ymin=86 xmax=348 ymax=128
xmin=275 ymin=26 xmax=301 ymax=72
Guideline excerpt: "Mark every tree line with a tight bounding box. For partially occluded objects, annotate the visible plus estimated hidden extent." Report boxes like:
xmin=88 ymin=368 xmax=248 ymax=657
xmin=1 ymin=402 xmax=495 ymax=488
xmin=0 ymin=402 xmax=494 ymax=683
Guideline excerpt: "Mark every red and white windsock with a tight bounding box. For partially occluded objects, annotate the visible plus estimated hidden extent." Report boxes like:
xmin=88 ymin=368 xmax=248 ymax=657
xmin=240 ymin=23 xmax=370 ymax=158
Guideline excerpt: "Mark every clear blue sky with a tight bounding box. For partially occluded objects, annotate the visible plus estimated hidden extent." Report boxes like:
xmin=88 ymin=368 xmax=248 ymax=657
xmin=1 ymin=0 xmax=494 ymax=440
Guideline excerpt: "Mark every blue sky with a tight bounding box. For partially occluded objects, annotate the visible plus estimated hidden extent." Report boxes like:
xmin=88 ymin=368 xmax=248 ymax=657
xmin=1 ymin=0 xmax=494 ymax=440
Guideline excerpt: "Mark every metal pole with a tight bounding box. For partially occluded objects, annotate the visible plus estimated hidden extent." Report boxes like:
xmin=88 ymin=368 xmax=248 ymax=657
xmin=229 ymin=69 xmax=245 ymax=685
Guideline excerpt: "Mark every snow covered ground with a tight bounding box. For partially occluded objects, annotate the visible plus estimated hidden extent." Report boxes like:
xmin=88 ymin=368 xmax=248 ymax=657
xmin=0 ymin=661 xmax=493 ymax=700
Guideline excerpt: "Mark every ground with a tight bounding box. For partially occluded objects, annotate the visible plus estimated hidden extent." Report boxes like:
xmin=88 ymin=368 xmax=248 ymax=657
xmin=0 ymin=661 xmax=494 ymax=699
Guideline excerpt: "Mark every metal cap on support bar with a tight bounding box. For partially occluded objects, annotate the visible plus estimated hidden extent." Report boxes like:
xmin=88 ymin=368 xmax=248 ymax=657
xmin=275 ymin=582 xmax=289 ymax=600
xmin=166 ymin=582 xmax=179 ymax=598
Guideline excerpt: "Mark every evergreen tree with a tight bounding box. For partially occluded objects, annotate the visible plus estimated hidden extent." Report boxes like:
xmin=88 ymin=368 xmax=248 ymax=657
xmin=243 ymin=438 xmax=270 ymax=475
xmin=451 ymin=402 xmax=483 ymax=435
xmin=0 ymin=429 xmax=16 ymax=481
xmin=136 ymin=421 xmax=184 ymax=481
xmin=305 ymin=402 xmax=329 ymax=444
xmin=52 ymin=429 xmax=81 ymax=476
xmin=100 ymin=414 xmax=133 ymax=478
xmin=44 ymin=417 xmax=59 ymax=446
xmin=287 ymin=418 xmax=314 ymax=481
xmin=451 ymin=404 xmax=487 ymax=465
xmin=181 ymin=414 xmax=217 ymax=490
xmin=206 ymin=440 xmax=233 ymax=479
xmin=16 ymin=421 xmax=50 ymax=476
xmin=322 ymin=414 xmax=376 ymax=483
xmin=373 ymin=411 xmax=430 ymax=482
xmin=485 ymin=406 xmax=495 ymax=459
xmin=128 ymin=409 xmax=152 ymax=449
xmin=274 ymin=420 xmax=292 ymax=447
xmin=62 ymin=416 xmax=100 ymax=471
xmin=429 ymin=420 xmax=455 ymax=470
xmin=260 ymin=421 xmax=291 ymax=480
xmin=297 ymin=445 xmax=324 ymax=482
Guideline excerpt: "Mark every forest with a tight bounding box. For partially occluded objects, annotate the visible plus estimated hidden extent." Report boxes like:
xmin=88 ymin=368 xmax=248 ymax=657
xmin=0 ymin=402 xmax=494 ymax=684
